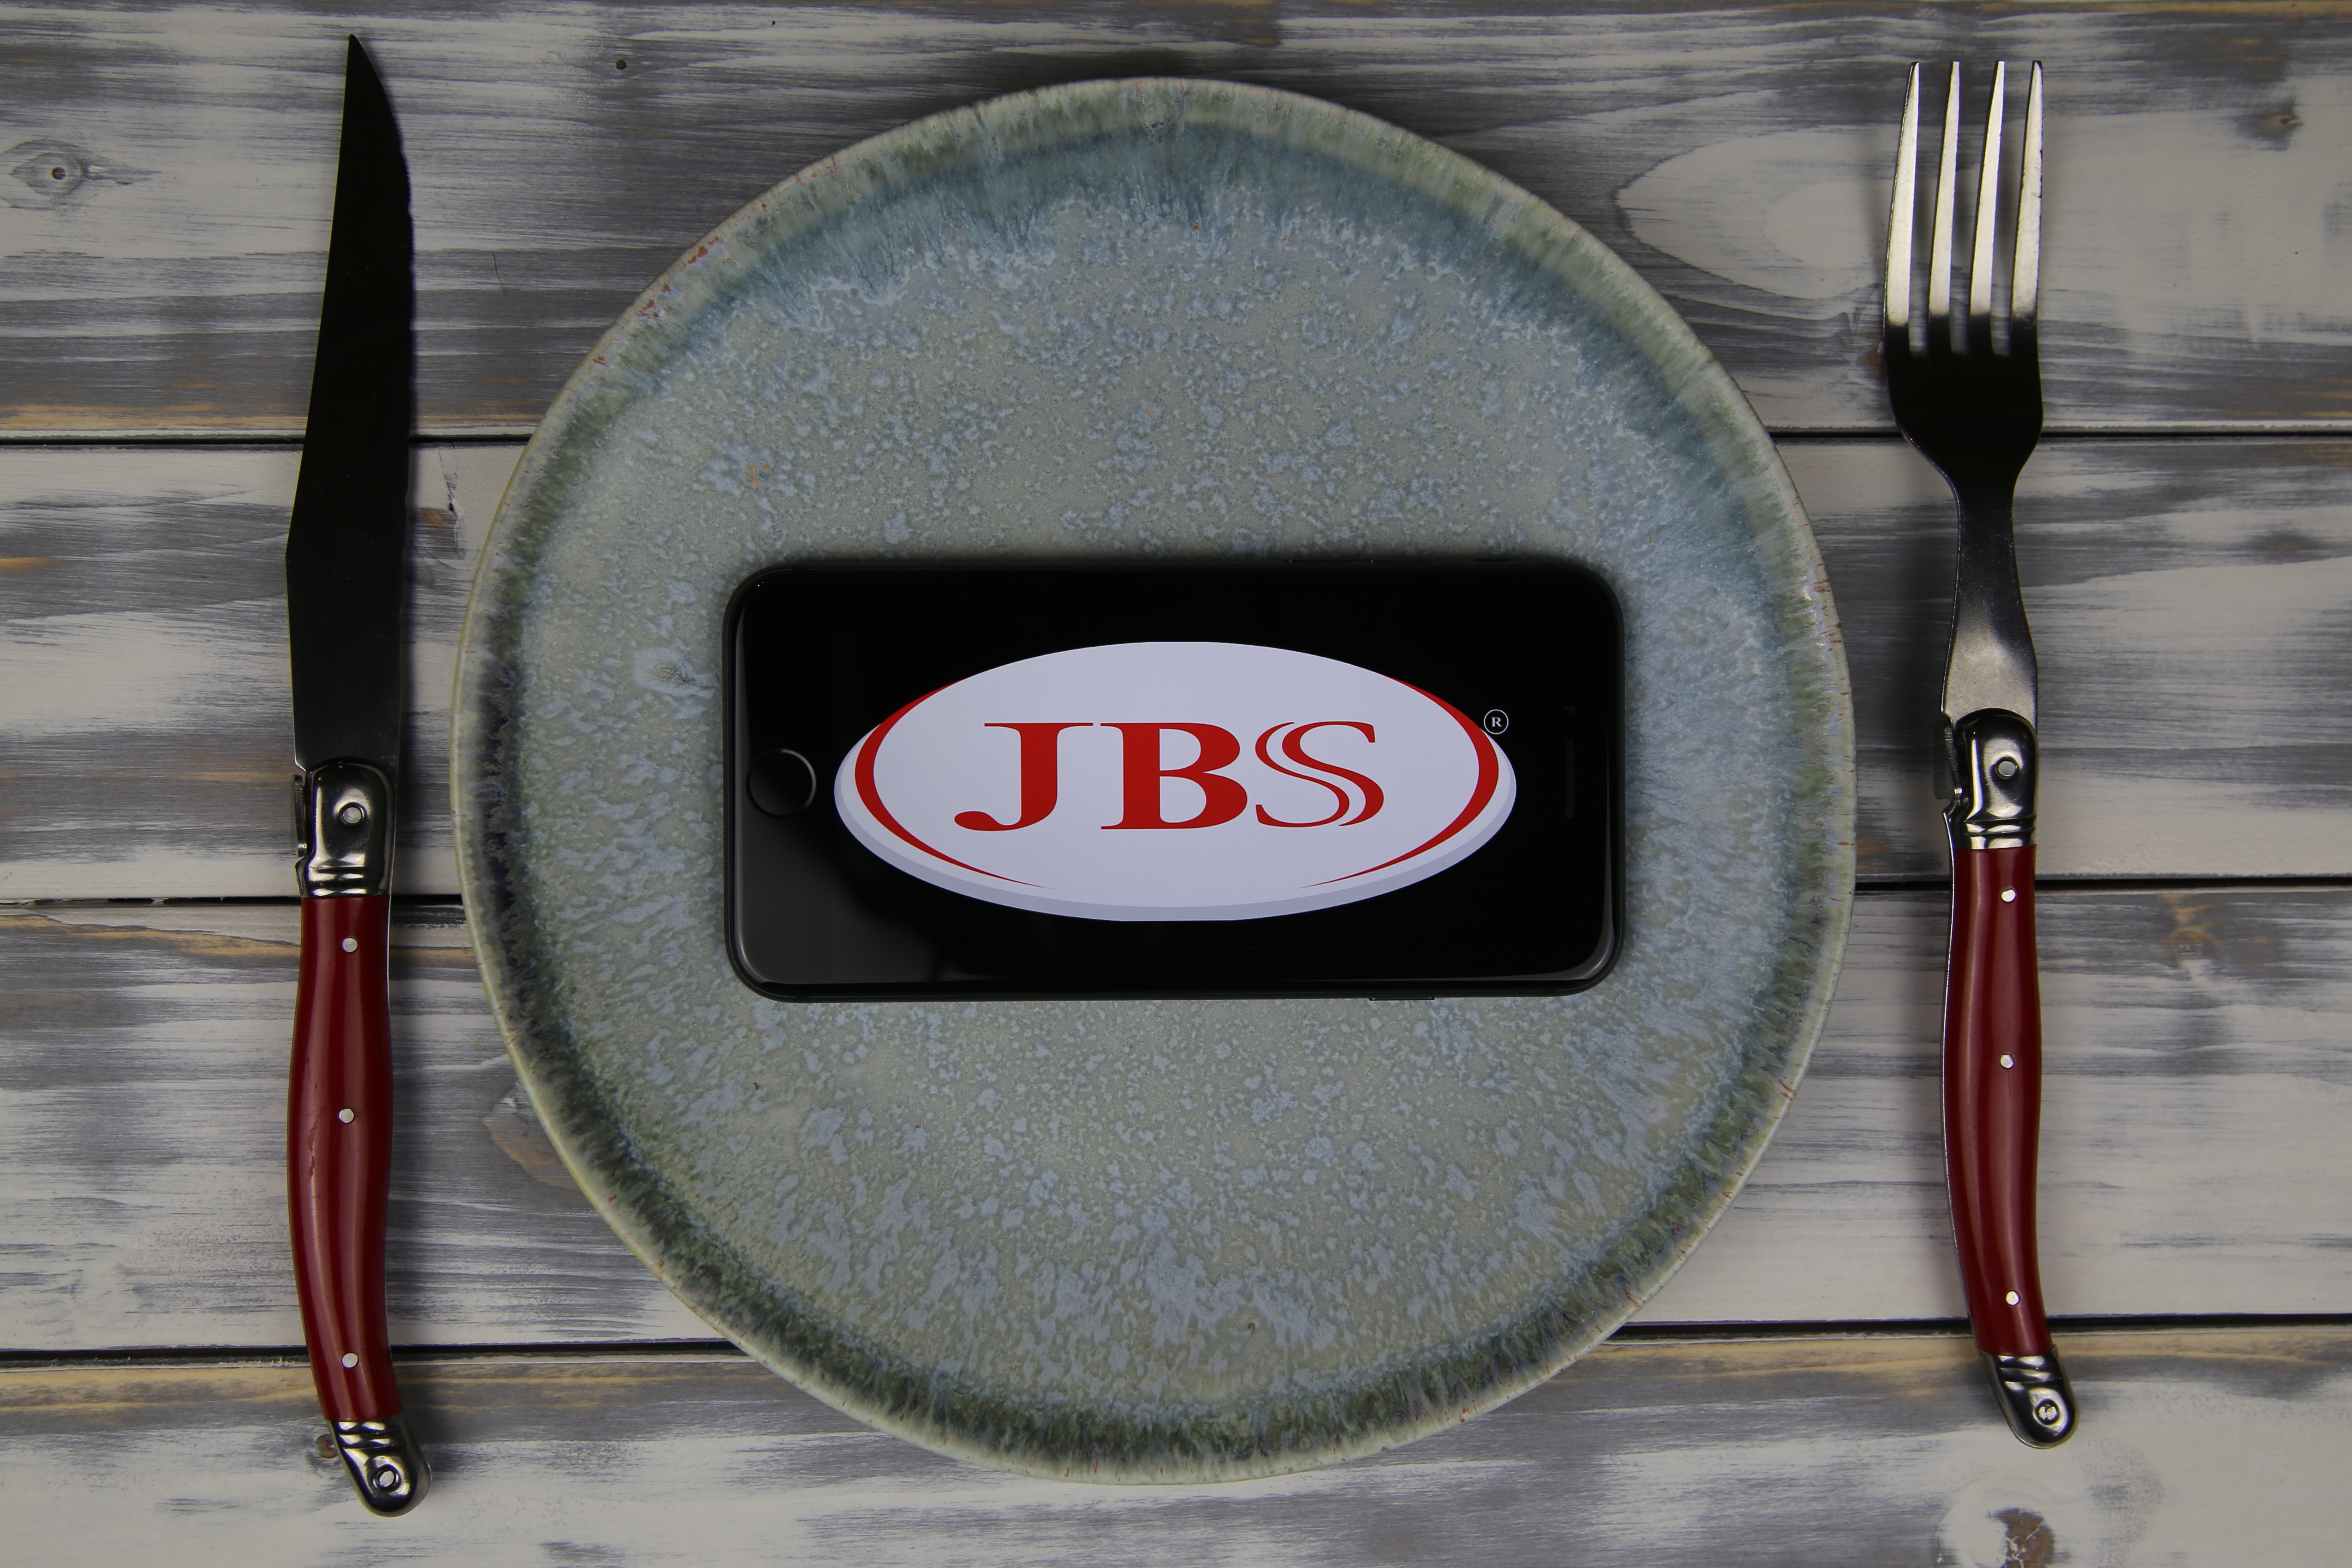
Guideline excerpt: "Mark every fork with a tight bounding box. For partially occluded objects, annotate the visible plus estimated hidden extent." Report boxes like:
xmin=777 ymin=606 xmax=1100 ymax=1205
xmin=1884 ymin=60 xmax=2076 ymax=1448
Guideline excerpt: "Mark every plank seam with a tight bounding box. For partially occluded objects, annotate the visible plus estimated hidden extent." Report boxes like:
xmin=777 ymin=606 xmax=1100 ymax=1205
xmin=10 ymin=1315 xmax=2350 ymax=1372
xmin=9 ymin=427 xmax=2352 ymax=450
xmin=17 ymin=878 xmax=2352 ymax=919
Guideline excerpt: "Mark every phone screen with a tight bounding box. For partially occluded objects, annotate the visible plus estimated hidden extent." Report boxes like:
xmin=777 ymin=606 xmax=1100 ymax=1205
xmin=726 ymin=562 xmax=1619 ymax=1000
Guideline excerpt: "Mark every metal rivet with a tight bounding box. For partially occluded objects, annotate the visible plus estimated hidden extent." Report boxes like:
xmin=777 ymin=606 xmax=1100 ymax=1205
xmin=338 ymin=1108 xmax=355 ymax=1124
xmin=2005 ymin=1290 xmax=2021 ymax=1306
xmin=2000 ymin=1054 xmax=2015 ymax=1069
xmin=1993 ymin=757 xmax=2020 ymax=781
xmin=338 ymin=801 xmax=366 ymax=825
xmin=2035 ymin=1397 xmax=2063 ymax=1425
xmin=2000 ymin=888 xmax=2017 ymax=903
xmin=341 ymin=936 xmax=358 ymax=952
xmin=341 ymin=1352 xmax=358 ymax=1368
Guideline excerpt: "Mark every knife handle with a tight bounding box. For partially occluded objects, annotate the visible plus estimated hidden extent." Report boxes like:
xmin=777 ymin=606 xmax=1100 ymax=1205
xmin=289 ymin=891 xmax=429 ymax=1512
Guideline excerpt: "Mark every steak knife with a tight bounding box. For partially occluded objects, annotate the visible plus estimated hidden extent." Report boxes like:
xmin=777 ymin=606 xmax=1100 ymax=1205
xmin=284 ymin=35 xmax=428 ymax=1515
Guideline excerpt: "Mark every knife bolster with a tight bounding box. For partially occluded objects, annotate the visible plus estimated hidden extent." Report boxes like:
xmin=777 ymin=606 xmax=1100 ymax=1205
xmin=1947 ymin=709 xmax=2036 ymax=852
xmin=297 ymin=760 xmax=394 ymax=896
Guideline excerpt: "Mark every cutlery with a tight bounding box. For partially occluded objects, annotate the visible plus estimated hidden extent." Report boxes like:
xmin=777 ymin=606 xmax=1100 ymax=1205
xmin=284 ymin=35 xmax=429 ymax=1512
xmin=1883 ymin=60 xmax=2075 ymax=1447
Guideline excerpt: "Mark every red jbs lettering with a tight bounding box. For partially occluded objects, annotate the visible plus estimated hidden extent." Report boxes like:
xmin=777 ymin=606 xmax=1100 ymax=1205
xmin=957 ymin=722 xmax=1384 ymax=831
xmin=953 ymin=723 xmax=1088 ymax=831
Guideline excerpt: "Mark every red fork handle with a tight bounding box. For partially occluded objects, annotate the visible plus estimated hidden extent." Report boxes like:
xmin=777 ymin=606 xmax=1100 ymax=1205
xmin=1943 ymin=843 xmax=2049 ymax=1355
xmin=1944 ymin=842 xmax=2076 ymax=1445
xmin=289 ymin=893 xmax=428 ymax=1511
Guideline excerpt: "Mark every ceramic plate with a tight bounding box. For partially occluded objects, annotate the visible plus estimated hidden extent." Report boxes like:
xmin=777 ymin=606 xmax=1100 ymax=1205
xmin=455 ymin=79 xmax=1853 ymax=1482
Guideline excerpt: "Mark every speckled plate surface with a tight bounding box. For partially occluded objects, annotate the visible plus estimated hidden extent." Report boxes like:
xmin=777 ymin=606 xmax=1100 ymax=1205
xmin=454 ymin=79 xmax=1853 ymax=1483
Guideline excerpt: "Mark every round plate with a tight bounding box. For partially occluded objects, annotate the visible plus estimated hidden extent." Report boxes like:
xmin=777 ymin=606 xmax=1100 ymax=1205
xmin=455 ymin=79 xmax=1853 ymax=1482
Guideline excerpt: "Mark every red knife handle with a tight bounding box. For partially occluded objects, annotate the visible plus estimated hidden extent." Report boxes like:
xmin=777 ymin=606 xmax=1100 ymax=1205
xmin=1943 ymin=843 xmax=2049 ymax=1356
xmin=288 ymin=889 xmax=428 ymax=1510
xmin=289 ymin=892 xmax=398 ymax=1418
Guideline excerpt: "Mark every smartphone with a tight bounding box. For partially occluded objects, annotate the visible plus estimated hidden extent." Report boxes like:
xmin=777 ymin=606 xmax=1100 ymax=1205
xmin=725 ymin=561 xmax=1619 ymax=1000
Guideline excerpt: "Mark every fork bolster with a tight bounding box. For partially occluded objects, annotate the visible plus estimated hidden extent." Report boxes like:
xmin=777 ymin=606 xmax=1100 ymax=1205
xmin=1948 ymin=709 xmax=2034 ymax=849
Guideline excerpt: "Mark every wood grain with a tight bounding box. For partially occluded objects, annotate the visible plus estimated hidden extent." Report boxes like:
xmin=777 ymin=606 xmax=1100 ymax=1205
xmin=6 ymin=5 xmax=2343 ymax=1548
xmin=5 ymin=1328 xmax=2348 ymax=1563
xmin=5 ymin=885 xmax=2347 ymax=1353
xmin=6 ymin=438 xmax=2348 ymax=897
xmin=0 ymin=443 xmax=488 ymax=899
xmin=4 ymin=3 xmax=2350 ymax=436
xmin=1801 ymin=437 xmax=2352 ymax=879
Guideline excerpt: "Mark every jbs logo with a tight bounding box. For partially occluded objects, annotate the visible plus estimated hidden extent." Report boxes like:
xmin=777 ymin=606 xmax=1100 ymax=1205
xmin=835 ymin=643 xmax=1514 ymax=920
xmin=948 ymin=720 xmax=1383 ymax=832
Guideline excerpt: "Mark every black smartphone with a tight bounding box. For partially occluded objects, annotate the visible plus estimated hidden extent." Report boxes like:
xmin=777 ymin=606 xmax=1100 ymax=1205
xmin=725 ymin=561 xmax=1620 ymax=1000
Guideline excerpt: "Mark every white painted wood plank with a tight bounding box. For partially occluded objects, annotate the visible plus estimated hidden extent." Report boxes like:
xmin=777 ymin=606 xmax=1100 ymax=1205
xmin=1786 ymin=438 xmax=2352 ymax=880
xmin=5 ymin=1330 xmax=2347 ymax=1564
xmin=1646 ymin=884 xmax=2352 ymax=1325
xmin=0 ymin=901 xmax=709 ymax=1350
xmin=7 ymin=437 xmax=2348 ymax=897
xmin=4 ymin=887 xmax=2347 ymax=1353
xmin=0 ymin=443 xmax=498 ymax=899
xmin=3 ymin=3 xmax=2350 ymax=434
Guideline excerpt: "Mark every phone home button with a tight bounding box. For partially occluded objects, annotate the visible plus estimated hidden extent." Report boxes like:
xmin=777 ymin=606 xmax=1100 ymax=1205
xmin=747 ymin=749 xmax=818 ymax=816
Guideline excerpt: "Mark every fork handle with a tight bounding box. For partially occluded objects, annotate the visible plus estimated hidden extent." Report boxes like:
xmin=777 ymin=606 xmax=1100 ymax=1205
xmin=1944 ymin=840 xmax=2050 ymax=1354
xmin=1945 ymin=843 xmax=2075 ymax=1446
xmin=1943 ymin=709 xmax=2074 ymax=1445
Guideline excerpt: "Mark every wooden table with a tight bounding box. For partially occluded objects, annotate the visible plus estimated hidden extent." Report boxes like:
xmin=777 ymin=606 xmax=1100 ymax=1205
xmin=6 ymin=5 xmax=2350 ymax=1561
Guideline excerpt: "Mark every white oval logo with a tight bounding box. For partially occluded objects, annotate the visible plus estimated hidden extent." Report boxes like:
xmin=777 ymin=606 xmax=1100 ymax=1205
xmin=834 ymin=642 xmax=1515 ymax=920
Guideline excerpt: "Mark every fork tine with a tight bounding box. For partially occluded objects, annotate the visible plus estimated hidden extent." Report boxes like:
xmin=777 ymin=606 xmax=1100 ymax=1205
xmin=1886 ymin=64 xmax=1921 ymax=332
xmin=1926 ymin=64 xmax=1961 ymax=339
xmin=1968 ymin=62 xmax=2007 ymax=344
xmin=2013 ymin=61 xmax=2044 ymax=328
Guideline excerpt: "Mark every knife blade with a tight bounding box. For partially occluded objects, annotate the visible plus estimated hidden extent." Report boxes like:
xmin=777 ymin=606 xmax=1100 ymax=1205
xmin=283 ymin=34 xmax=427 ymax=1515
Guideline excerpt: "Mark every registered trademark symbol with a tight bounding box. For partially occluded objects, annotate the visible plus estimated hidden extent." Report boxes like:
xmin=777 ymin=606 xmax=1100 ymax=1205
xmin=1482 ymin=709 xmax=1509 ymax=736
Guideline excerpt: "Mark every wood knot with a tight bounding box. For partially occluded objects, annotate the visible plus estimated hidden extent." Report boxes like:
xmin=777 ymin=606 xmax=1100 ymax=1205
xmin=4 ymin=141 xmax=139 ymax=210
